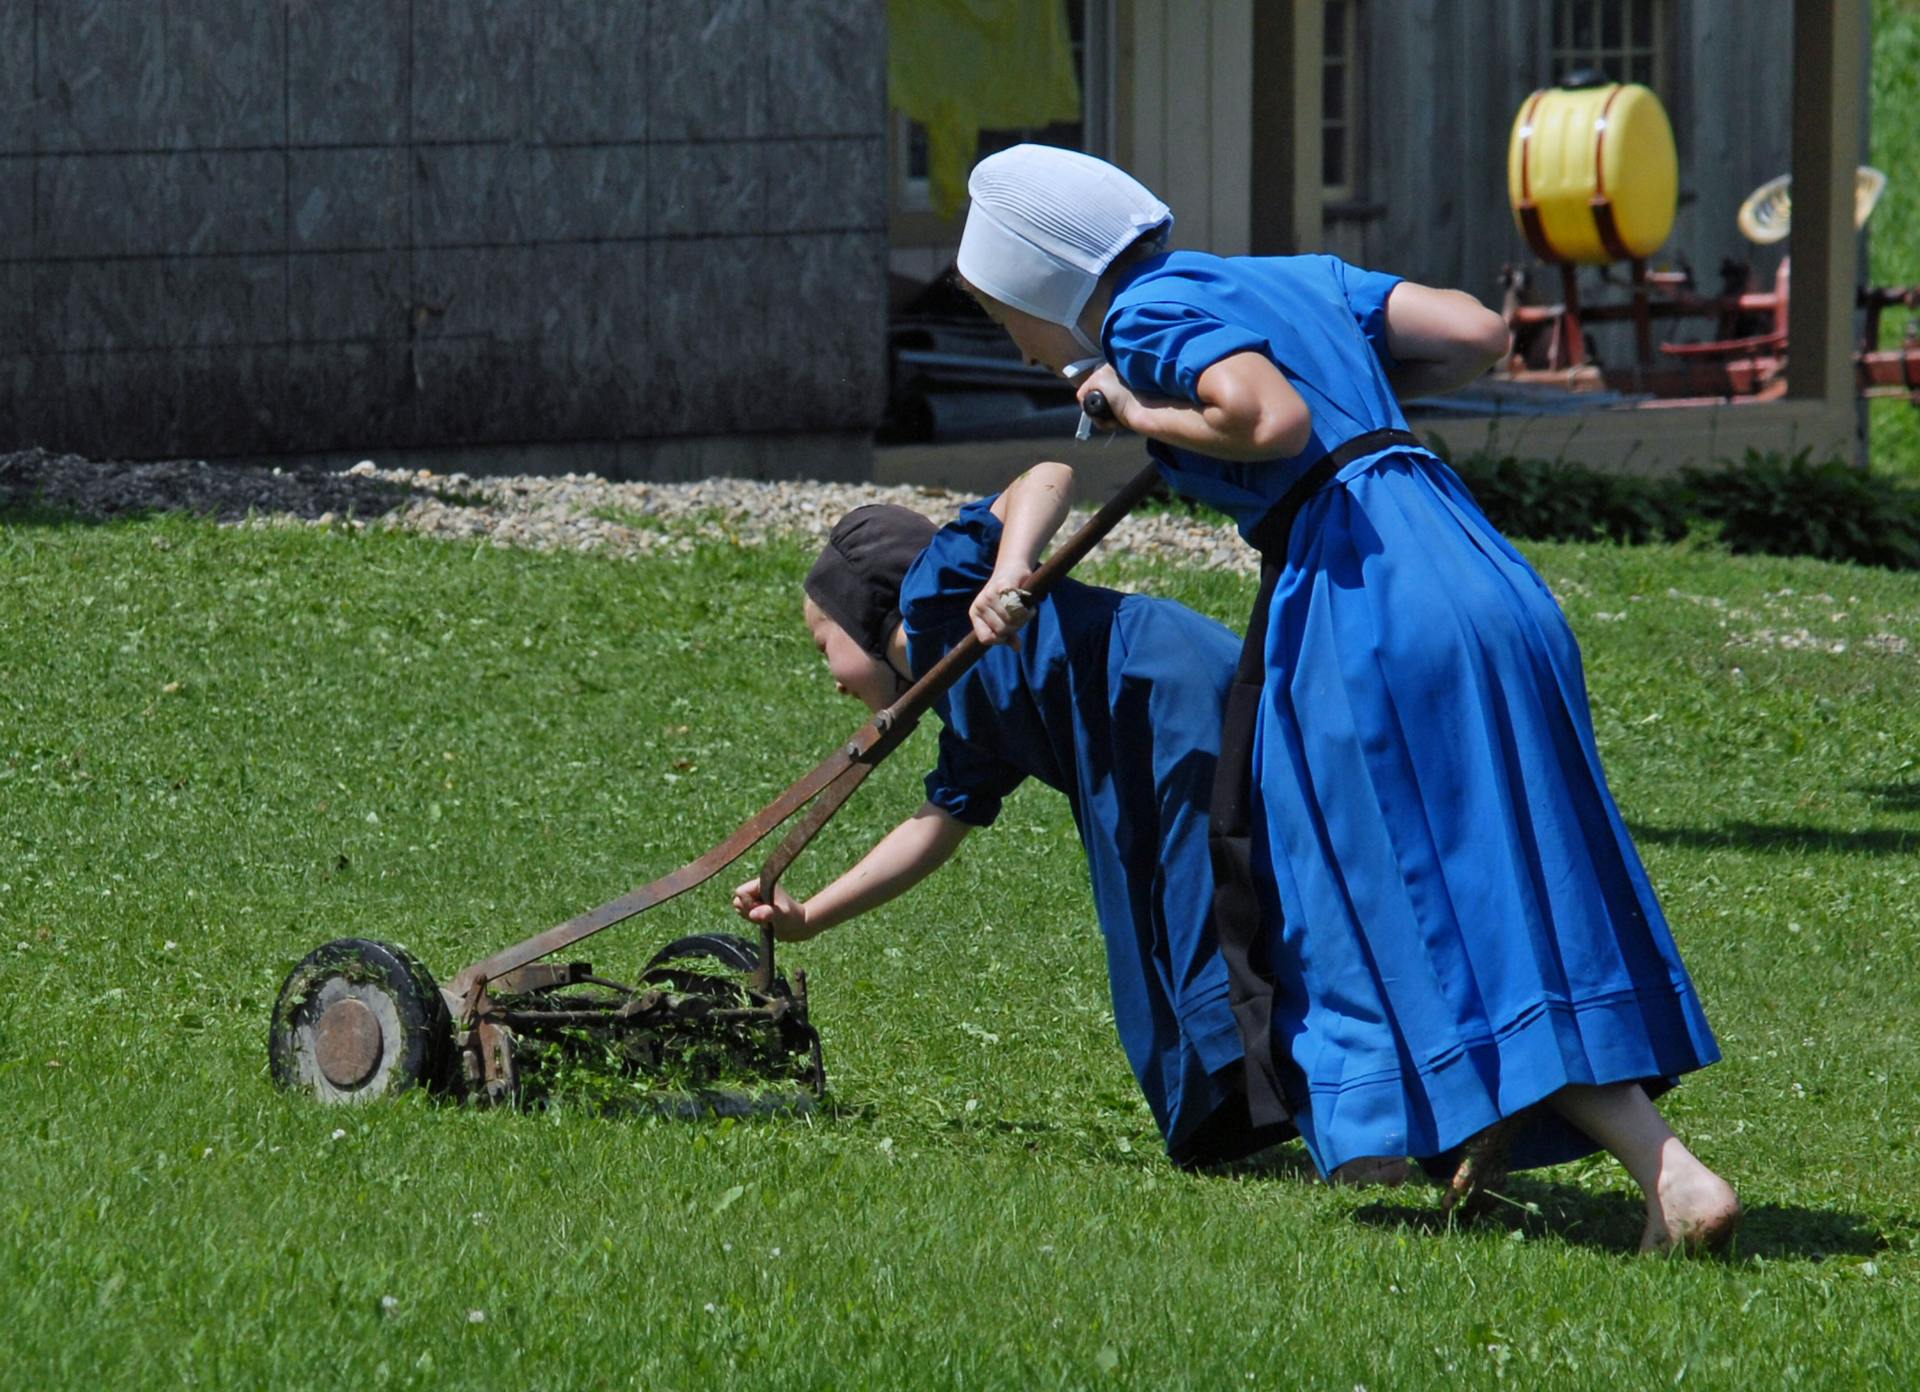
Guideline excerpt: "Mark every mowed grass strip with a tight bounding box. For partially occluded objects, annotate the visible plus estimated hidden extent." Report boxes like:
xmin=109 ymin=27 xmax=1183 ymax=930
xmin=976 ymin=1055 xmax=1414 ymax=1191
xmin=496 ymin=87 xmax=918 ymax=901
xmin=2 ymin=512 xmax=1917 ymax=1389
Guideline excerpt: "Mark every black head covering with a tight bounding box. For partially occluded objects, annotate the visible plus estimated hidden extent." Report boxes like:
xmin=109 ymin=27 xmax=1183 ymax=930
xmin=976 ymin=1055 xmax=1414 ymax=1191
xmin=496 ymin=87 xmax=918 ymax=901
xmin=804 ymin=505 xmax=937 ymax=659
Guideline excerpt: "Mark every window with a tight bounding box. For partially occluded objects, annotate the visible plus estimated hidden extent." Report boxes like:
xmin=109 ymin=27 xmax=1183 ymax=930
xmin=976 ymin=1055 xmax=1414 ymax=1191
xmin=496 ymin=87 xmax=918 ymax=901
xmin=1322 ymin=0 xmax=1361 ymax=198
xmin=1551 ymin=0 xmax=1666 ymax=89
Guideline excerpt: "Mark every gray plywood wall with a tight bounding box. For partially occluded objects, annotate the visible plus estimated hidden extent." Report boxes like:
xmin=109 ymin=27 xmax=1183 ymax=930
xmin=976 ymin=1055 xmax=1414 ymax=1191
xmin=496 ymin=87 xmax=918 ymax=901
xmin=0 ymin=1 xmax=888 ymax=470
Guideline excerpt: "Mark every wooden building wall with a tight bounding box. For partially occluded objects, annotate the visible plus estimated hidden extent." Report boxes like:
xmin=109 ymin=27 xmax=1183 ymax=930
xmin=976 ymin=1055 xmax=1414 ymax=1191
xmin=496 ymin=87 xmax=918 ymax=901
xmin=923 ymin=2 xmax=1802 ymax=313
xmin=1323 ymin=1 xmax=1796 ymax=316
xmin=1115 ymin=0 xmax=1258 ymax=256
xmin=3 ymin=0 xmax=889 ymax=474
xmin=890 ymin=1 xmax=1860 ymax=476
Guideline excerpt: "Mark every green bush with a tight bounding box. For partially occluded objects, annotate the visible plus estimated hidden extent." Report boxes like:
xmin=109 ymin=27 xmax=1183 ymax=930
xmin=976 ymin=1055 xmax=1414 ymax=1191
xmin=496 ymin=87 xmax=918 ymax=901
xmin=1439 ymin=449 xmax=1690 ymax=547
xmin=1436 ymin=445 xmax=1920 ymax=571
xmin=1683 ymin=448 xmax=1920 ymax=570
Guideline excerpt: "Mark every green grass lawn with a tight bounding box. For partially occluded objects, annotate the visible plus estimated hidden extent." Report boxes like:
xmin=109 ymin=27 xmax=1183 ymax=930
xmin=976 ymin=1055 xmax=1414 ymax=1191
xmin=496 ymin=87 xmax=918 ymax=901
xmin=2 ymin=510 xmax=1917 ymax=1388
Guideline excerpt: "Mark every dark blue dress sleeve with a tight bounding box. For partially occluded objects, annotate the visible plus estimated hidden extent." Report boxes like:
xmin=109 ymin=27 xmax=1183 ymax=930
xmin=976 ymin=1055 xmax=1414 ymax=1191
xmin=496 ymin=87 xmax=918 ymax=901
xmin=1103 ymin=300 xmax=1270 ymax=403
xmin=899 ymin=494 xmax=1002 ymax=648
xmin=925 ymin=727 xmax=1026 ymax=827
xmin=1331 ymin=258 xmax=1404 ymax=370
xmin=902 ymin=495 xmax=1029 ymax=827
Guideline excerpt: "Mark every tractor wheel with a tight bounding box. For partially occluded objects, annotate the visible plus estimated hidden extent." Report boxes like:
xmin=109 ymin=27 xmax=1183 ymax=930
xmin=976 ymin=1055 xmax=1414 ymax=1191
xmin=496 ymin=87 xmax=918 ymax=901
xmin=269 ymin=938 xmax=451 ymax=1102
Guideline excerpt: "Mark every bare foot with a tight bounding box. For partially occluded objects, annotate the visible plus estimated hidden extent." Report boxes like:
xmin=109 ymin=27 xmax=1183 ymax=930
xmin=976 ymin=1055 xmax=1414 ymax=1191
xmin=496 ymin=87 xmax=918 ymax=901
xmin=1329 ymin=1155 xmax=1415 ymax=1187
xmin=1440 ymin=1114 xmax=1525 ymax=1218
xmin=1640 ymin=1160 xmax=1742 ymax=1255
xmin=1540 ymin=1083 xmax=1740 ymax=1255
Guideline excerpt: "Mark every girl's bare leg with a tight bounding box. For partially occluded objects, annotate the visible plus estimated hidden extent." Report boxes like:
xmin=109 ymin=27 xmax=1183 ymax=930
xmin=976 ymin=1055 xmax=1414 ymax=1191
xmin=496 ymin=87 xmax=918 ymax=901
xmin=1440 ymin=1113 xmax=1525 ymax=1217
xmin=1546 ymin=1082 xmax=1741 ymax=1252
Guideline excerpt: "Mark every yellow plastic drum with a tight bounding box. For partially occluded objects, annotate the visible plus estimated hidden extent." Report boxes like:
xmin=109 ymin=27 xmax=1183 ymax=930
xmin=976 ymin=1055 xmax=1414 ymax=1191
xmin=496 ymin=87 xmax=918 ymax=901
xmin=1508 ymin=82 xmax=1678 ymax=264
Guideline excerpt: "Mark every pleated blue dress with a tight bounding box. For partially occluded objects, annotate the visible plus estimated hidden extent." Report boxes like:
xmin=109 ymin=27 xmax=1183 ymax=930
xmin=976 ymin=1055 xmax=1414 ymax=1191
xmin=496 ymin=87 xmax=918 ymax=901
xmin=1103 ymin=250 xmax=1721 ymax=1174
xmin=899 ymin=499 xmax=1258 ymax=1163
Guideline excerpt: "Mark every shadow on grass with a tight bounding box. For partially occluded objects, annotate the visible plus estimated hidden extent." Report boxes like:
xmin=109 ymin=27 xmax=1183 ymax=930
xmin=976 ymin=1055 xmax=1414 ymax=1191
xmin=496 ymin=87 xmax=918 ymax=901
xmin=1193 ymin=1143 xmax=1324 ymax=1183
xmin=0 ymin=447 xmax=440 ymax=527
xmin=1628 ymin=820 xmax=1919 ymax=857
xmin=1349 ymin=1174 xmax=1904 ymax=1262
xmin=1854 ymin=779 xmax=1920 ymax=813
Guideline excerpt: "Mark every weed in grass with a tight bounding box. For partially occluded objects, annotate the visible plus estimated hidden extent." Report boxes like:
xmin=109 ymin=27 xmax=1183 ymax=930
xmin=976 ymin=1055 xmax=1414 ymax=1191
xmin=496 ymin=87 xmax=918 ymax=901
xmin=586 ymin=502 xmax=737 ymax=536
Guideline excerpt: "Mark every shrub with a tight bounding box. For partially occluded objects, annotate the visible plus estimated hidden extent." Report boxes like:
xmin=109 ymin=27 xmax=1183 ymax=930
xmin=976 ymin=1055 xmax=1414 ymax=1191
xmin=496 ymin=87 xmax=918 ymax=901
xmin=1681 ymin=448 xmax=1920 ymax=570
xmin=1440 ymin=450 xmax=1690 ymax=547
xmin=1143 ymin=440 xmax=1920 ymax=571
xmin=1438 ymin=444 xmax=1920 ymax=571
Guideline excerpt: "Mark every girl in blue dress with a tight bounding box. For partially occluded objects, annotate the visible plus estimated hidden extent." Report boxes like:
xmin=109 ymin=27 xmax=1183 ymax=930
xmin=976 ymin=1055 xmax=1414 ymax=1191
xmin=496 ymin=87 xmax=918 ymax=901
xmin=951 ymin=145 xmax=1739 ymax=1252
xmin=731 ymin=463 xmax=1292 ymax=1168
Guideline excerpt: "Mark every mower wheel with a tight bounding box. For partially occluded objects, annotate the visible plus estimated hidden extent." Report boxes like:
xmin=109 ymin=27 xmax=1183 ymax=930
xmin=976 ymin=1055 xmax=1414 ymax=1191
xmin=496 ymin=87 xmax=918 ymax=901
xmin=644 ymin=932 xmax=790 ymax=996
xmin=269 ymin=938 xmax=451 ymax=1102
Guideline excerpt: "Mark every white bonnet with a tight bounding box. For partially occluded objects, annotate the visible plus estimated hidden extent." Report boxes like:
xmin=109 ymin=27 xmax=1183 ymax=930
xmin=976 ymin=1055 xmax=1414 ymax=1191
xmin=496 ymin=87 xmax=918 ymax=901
xmin=956 ymin=145 xmax=1173 ymax=333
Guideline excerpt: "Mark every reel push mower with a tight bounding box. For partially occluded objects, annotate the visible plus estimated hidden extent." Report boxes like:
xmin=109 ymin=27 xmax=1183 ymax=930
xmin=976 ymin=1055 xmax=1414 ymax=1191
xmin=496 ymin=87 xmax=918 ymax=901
xmin=268 ymin=930 xmax=823 ymax=1112
xmin=270 ymin=416 xmax=1149 ymax=1111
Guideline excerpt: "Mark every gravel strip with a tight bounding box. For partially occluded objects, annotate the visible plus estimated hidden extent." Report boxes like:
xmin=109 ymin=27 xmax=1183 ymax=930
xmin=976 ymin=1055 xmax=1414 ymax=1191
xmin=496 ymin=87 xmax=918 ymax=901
xmin=0 ymin=447 xmax=1258 ymax=575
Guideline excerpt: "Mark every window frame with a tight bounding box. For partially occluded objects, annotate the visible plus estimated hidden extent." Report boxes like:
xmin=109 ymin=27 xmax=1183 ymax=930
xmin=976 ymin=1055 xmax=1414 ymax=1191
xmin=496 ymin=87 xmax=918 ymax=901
xmin=1548 ymin=0 xmax=1670 ymax=92
xmin=1321 ymin=0 xmax=1363 ymax=202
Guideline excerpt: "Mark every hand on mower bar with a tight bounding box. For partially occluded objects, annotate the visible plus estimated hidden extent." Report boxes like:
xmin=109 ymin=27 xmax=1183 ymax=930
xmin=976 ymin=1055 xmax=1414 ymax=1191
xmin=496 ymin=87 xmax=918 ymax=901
xmin=1074 ymin=366 xmax=1129 ymax=433
xmin=969 ymin=562 xmax=1036 ymax=647
xmin=731 ymin=876 xmax=815 ymax=942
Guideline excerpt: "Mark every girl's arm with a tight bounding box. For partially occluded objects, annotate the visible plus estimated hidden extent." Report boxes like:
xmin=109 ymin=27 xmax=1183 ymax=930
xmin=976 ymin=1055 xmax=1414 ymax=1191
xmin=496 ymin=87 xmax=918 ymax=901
xmin=1075 ymin=353 xmax=1312 ymax=462
xmin=969 ymin=460 xmax=1075 ymax=646
xmin=1381 ymin=281 xmax=1511 ymax=397
xmin=730 ymin=801 xmax=972 ymax=941
xmin=1074 ymin=280 xmax=1508 ymax=457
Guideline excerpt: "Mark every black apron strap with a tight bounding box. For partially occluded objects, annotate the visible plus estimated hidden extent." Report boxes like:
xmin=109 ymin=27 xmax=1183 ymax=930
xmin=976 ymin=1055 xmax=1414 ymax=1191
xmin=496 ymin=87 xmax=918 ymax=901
xmin=1207 ymin=428 xmax=1422 ymax=1135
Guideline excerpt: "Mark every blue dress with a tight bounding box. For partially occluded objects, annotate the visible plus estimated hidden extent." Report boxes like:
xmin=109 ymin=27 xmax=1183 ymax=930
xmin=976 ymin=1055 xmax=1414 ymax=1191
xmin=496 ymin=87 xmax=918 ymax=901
xmin=1103 ymin=250 xmax=1721 ymax=1174
xmin=900 ymin=498 xmax=1257 ymax=1163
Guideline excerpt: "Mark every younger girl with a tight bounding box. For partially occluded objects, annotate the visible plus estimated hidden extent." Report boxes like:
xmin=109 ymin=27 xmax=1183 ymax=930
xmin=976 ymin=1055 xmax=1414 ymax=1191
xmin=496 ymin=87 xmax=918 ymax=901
xmin=952 ymin=144 xmax=1739 ymax=1252
xmin=731 ymin=464 xmax=1291 ymax=1169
